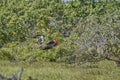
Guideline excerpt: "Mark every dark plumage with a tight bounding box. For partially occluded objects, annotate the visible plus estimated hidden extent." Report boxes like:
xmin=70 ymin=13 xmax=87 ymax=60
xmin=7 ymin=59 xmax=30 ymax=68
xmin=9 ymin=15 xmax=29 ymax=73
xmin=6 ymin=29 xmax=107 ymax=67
xmin=42 ymin=40 xmax=58 ymax=50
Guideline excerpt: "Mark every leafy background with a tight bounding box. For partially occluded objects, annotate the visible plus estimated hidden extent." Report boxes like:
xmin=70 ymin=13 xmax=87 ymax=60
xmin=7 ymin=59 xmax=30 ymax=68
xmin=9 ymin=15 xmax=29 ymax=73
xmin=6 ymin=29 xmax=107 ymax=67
xmin=0 ymin=0 xmax=120 ymax=65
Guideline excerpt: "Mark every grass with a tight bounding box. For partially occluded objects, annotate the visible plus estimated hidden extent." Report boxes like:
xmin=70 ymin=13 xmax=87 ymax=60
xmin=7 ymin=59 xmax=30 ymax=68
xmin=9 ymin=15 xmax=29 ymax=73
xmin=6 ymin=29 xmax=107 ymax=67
xmin=0 ymin=60 xmax=120 ymax=80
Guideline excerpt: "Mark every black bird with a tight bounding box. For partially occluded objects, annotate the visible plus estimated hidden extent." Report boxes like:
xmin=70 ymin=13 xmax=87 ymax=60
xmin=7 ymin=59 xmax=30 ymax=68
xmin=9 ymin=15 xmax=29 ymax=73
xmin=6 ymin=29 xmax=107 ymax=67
xmin=42 ymin=40 xmax=58 ymax=50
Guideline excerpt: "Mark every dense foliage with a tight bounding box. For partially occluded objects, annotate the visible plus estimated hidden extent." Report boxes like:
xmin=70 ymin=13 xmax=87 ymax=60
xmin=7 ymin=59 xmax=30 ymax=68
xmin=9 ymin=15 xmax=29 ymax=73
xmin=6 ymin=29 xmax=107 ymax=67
xmin=0 ymin=0 xmax=120 ymax=64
